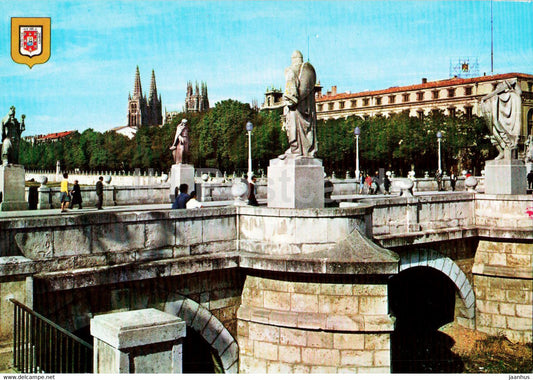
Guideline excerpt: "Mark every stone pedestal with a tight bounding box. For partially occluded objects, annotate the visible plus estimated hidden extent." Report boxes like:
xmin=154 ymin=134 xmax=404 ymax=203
xmin=0 ymin=164 xmax=28 ymax=211
xmin=170 ymin=164 xmax=195 ymax=201
xmin=37 ymin=186 xmax=51 ymax=209
xmin=91 ymin=308 xmax=186 ymax=374
xmin=484 ymin=159 xmax=527 ymax=195
xmin=267 ymin=157 xmax=324 ymax=208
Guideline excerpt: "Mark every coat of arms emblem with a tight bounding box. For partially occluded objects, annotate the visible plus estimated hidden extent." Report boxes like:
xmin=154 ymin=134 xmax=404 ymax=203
xmin=11 ymin=18 xmax=51 ymax=68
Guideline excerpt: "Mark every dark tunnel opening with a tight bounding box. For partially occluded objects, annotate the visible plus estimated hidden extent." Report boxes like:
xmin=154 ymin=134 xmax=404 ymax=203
xmin=388 ymin=266 xmax=464 ymax=373
xmin=182 ymin=326 xmax=223 ymax=373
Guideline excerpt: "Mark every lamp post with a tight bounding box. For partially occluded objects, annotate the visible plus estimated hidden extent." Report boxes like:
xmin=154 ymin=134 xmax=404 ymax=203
xmin=354 ymin=127 xmax=361 ymax=180
xmin=437 ymin=131 xmax=442 ymax=173
xmin=246 ymin=121 xmax=254 ymax=179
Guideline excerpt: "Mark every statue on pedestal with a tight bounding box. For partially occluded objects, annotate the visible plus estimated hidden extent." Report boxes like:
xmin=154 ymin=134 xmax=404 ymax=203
xmin=1 ymin=106 xmax=25 ymax=165
xmin=481 ymin=79 xmax=522 ymax=160
xmin=278 ymin=50 xmax=317 ymax=160
xmin=170 ymin=119 xmax=189 ymax=164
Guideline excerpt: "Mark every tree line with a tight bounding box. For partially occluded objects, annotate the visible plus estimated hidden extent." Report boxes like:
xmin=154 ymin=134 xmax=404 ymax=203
xmin=19 ymin=99 xmax=494 ymax=177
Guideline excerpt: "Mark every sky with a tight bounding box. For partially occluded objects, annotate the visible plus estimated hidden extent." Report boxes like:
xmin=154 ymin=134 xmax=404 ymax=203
xmin=0 ymin=0 xmax=532 ymax=136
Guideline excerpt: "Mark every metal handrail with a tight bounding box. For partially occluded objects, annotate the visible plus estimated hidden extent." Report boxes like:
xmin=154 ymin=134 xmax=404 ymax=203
xmin=10 ymin=298 xmax=93 ymax=373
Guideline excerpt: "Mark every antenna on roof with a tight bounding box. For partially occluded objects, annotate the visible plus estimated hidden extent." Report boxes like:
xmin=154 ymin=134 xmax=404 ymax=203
xmin=490 ymin=0 xmax=494 ymax=74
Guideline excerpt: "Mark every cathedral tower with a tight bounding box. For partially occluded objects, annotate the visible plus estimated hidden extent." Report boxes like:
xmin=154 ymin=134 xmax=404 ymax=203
xmin=184 ymin=81 xmax=209 ymax=113
xmin=127 ymin=67 xmax=162 ymax=127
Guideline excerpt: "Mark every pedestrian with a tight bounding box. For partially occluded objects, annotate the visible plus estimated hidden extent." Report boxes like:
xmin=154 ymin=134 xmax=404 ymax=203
xmin=60 ymin=172 xmax=70 ymax=212
xmin=383 ymin=174 xmax=391 ymax=195
xmin=365 ymin=174 xmax=373 ymax=194
xmin=186 ymin=191 xmax=202 ymax=209
xmin=248 ymin=175 xmax=259 ymax=206
xmin=69 ymin=179 xmax=83 ymax=209
xmin=358 ymin=172 xmax=364 ymax=194
xmin=527 ymin=170 xmax=533 ymax=190
xmin=450 ymin=171 xmax=457 ymax=191
xmin=372 ymin=171 xmax=380 ymax=194
xmin=95 ymin=176 xmax=104 ymax=210
xmin=172 ymin=183 xmax=190 ymax=209
xmin=435 ymin=170 xmax=443 ymax=191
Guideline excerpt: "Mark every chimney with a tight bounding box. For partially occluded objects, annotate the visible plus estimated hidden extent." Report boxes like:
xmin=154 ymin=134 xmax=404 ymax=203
xmin=331 ymin=86 xmax=337 ymax=96
xmin=422 ymin=78 xmax=427 ymax=84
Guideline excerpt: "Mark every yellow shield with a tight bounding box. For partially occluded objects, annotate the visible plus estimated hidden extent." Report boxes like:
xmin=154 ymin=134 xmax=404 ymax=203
xmin=11 ymin=17 xmax=51 ymax=69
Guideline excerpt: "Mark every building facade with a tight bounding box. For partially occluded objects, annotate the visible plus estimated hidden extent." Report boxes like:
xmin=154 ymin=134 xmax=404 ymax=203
xmin=127 ymin=66 xmax=163 ymax=127
xmin=262 ymin=72 xmax=533 ymax=143
xmin=184 ymin=81 xmax=209 ymax=113
xmin=315 ymin=73 xmax=533 ymax=139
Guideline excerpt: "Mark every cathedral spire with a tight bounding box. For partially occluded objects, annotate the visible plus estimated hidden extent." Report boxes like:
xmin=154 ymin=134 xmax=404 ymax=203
xmin=133 ymin=66 xmax=142 ymax=98
xmin=149 ymin=69 xmax=158 ymax=103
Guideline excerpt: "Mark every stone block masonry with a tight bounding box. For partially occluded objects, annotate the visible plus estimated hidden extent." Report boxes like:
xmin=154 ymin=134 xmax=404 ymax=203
xmin=473 ymin=240 xmax=533 ymax=343
xmin=237 ymin=276 xmax=394 ymax=373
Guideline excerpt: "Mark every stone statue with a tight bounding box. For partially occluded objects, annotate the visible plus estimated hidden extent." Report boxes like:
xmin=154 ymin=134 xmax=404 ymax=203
xmin=278 ymin=50 xmax=317 ymax=160
xmin=170 ymin=119 xmax=189 ymax=164
xmin=1 ymin=106 xmax=25 ymax=165
xmin=525 ymin=135 xmax=533 ymax=163
xmin=481 ymin=79 xmax=522 ymax=160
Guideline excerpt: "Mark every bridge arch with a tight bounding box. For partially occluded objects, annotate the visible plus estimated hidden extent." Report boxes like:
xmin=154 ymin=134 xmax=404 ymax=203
xmin=398 ymin=248 xmax=475 ymax=321
xmin=163 ymin=294 xmax=239 ymax=373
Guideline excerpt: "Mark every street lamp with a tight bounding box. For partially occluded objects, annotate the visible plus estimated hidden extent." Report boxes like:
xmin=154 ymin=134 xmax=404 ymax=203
xmin=354 ymin=127 xmax=361 ymax=180
xmin=246 ymin=121 xmax=254 ymax=179
xmin=437 ymin=131 xmax=442 ymax=173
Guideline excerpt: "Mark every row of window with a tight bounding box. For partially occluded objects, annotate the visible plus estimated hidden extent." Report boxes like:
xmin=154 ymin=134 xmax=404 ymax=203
xmin=321 ymin=106 xmax=474 ymax=120
xmin=318 ymin=85 xmax=476 ymax=112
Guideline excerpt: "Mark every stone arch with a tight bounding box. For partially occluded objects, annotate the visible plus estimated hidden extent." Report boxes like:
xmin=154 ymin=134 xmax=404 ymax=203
xmin=398 ymin=248 xmax=475 ymax=322
xmin=163 ymin=294 xmax=239 ymax=373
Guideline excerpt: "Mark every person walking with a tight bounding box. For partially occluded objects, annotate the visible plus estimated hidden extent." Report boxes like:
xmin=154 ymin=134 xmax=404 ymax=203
xmin=95 ymin=176 xmax=104 ymax=210
xmin=450 ymin=171 xmax=457 ymax=191
xmin=358 ymin=172 xmax=364 ymax=194
xmin=247 ymin=176 xmax=259 ymax=206
xmin=69 ymin=179 xmax=83 ymax=209
xmin=172 ymin=183 xmax=190 ymax=209
xmin=435 ymin=170 xmax=444 ymax=191
xmin=365 ymin=174 xmax=373 ymax=194
xmin=527 ymin=170 xmax=533 ymax=190
xmin=60 ymin=172 xmax=70 ymax=212
xmin=383 ymin=173 xmax=391 ymax=195
xmin=372 ymin=171 xmax=380 ymax=194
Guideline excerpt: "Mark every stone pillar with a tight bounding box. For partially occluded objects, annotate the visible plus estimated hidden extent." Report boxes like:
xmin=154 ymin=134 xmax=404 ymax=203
xmin=90 ymin=308 xmax=186 ymax=374
xmin=103 ymin=186 xmax=115 ymax=207
xmin=170 ymin=164 xmax=195 ymax=202
xmin=0 ymin=164 xmax=28 ymax=211
xmin=484 ymin=159 xmax=527 ymax=195
xmin=237 ymin=276 xmax=395 ymax=374
xmin=267 ymin=158 xmax=324 ymax=208
xmin=37 ymin=186 xmax=51 ymax=209
xmin=0 ymin=256 xmax=35 ymax=371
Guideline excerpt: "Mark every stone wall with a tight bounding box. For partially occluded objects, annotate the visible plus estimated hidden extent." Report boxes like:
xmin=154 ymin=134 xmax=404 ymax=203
xmin=473 ymin=240 xmax=532 ymax=343
xmin=0 ymin=208 xmax=237 ymax=273
xmin=370 ymin=193 xmax=476 ymax=248
xmin=237 ymin=275 xmax=393 ymax=374
xmin=238 ymin=206 xmax=371 ymax=255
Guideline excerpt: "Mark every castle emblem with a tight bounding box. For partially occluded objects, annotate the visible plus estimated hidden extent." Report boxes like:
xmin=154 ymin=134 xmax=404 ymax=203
xmin=11 ymin=17 xmax=51 ymax=68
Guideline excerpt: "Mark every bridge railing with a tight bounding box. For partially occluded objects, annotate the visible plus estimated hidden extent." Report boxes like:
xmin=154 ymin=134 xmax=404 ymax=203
xmin=11 ymin=299 xmax=93 ymax=373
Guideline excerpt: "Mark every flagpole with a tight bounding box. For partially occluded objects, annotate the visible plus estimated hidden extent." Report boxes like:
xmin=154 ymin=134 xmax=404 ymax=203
xmin=491 ymin=0 xmax=493 ymax=74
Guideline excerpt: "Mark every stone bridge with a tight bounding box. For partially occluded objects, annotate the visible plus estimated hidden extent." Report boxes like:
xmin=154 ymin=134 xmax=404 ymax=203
xmin=0 ymin=192 xmax=531 ymax=373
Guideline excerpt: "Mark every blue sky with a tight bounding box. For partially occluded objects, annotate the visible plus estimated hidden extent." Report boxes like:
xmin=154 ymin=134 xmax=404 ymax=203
xmin=1 ymin=0 xmax=532 ymax=136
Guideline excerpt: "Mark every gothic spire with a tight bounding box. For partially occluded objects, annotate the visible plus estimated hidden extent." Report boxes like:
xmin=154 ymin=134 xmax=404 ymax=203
xmin=133 ymin=66 xmax=142 ymax=98
xmin=149 ymin=69 xmax=158 ymax=103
